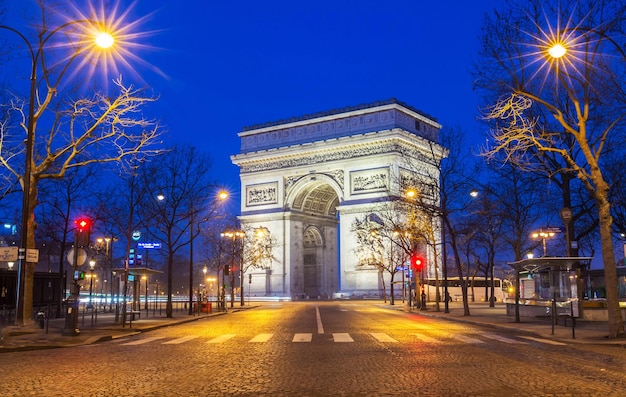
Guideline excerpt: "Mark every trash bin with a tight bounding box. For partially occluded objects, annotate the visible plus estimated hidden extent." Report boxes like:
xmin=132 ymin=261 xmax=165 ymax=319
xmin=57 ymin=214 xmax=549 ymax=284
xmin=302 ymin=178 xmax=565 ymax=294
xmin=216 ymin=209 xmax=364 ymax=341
xmin=201 ymin=302 xmax=212 ymax=313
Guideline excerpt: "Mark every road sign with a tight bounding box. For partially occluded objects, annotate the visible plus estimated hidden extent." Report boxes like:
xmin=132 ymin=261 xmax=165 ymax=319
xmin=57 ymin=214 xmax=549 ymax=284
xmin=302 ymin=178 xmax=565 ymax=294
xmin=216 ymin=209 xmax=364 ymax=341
xmin=543 ymin=227 xmax=564 ymax=233
xmin=0 ymin=246 xmax=18 ymax=261
xmin=67 ymin=248 xmax=87 ymax=266
xmin=138 ymin=242 xmax=162 ymax=249
xmin=26 ymin=248 xmax=39 ymax=263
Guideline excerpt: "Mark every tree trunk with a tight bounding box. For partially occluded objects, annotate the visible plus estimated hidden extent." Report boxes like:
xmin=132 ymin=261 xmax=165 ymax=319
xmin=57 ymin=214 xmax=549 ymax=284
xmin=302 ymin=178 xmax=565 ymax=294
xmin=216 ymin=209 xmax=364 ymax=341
xmin=19 ymin=178 xmax=38 ymax=325
xmin=389 ymin=272 xmax=395 ymax=305
xmin=597 ymin=195 xmax=625 ymax=338
xmin=166 ymin=252 xmax=174 ymax=318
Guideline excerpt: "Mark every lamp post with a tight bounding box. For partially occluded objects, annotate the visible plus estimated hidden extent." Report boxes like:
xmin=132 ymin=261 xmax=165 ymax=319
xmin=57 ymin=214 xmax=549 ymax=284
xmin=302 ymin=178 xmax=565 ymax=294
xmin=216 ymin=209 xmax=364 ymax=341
xmin=221 ymin=230 xmax=245 ymax=308
xmin=531 ymin=230 xmax=556 ymax=257
xmin=202 ymin=265 xmax=207 ymax=311
xmin=188 ymin=190 xmax=228 ymax=315
xmin=157 ymin=189 xmax=227 ymax=318
xmin=96 ymin=237 xmax=115 ymax=312
xmin=88 ymin=259 xmax=96 ymax=310
xmin=0 ymin=19 xmax=115 ymax=326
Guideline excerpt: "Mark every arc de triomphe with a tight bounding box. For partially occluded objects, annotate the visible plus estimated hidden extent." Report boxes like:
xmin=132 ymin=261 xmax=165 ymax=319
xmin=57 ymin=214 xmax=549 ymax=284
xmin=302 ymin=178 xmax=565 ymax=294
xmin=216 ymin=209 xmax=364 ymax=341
xmin=231 ymin=99 xmax=444 ymax=300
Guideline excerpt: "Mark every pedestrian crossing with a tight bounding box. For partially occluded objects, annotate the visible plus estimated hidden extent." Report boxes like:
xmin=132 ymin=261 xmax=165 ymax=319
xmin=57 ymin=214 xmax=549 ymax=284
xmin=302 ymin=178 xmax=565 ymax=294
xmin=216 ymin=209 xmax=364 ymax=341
xmin=119 ymin=331 xmax=564 ymax=347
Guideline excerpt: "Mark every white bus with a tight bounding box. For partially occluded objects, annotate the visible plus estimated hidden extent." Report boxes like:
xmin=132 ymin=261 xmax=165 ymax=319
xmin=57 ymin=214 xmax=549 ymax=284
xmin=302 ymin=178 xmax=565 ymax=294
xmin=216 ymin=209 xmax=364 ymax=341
xmin=423 ymin=277 xmax=508 ymax=302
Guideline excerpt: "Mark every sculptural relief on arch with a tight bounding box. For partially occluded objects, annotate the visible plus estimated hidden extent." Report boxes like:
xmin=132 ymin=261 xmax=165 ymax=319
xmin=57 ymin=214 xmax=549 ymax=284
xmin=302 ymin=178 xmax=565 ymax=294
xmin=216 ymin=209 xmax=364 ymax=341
xmin=231 ymin=99 xmax=445 ymax=300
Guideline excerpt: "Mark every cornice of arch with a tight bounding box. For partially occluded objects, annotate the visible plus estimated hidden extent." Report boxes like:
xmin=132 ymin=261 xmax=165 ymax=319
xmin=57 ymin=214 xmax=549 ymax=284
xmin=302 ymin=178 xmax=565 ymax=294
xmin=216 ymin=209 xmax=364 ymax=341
xmin=232 ymin=129 xmax=446 ymax=174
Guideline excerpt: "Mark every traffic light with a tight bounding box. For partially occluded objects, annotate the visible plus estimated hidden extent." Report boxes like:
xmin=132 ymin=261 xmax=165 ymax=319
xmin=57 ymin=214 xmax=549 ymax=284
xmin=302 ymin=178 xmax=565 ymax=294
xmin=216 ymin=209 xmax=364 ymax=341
xmin=74 ymin=217 xmax=92 ymax=247
xmin=224 ymin=265 xmax=230 ymax=276
xmin=410 ymin=254 xmax=424 ymax=272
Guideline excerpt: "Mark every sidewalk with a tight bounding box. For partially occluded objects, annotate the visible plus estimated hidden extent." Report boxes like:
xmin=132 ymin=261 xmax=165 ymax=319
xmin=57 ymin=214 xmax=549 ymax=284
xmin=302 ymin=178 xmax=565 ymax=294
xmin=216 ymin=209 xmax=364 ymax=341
xmin=0 ymin=306 xmax=235 ymax=353
xmin=388 ymin=300 xmax=626 ymax=345
xmin=1 ymin=301 xmax=625 ymax=352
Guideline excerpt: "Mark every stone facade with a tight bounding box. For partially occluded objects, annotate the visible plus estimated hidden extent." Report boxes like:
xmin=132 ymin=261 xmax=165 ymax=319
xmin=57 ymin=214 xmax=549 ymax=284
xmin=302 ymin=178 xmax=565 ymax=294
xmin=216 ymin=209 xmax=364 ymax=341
xmin=231 ymin=99 xmax=444 ymax=299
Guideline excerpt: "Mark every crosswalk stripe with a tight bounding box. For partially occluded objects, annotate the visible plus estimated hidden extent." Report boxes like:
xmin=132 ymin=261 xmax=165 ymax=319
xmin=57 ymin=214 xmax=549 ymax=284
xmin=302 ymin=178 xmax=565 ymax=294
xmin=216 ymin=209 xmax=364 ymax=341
xmin=249 ymin=333 xmax=274 ymax=343
xmin=118 ymin=332 xmax=566 ymax=347
xmin=454 ymin=334 xmax=484 ymax=344
xmin=207 ymin=334 xmax=236 ymax=344
xmin=482 ymin=333 xmax=527 ymax=344
xmin=333 ymin=333 xmax=354 ymax=342
xmin=293 ymin=333 xmax=313 ymax=342
xmin=122 ymin=336 xmax=166 ymax=346
xmin=370 ymin=333 xmax=398 ymax=343
xmin=411 ymin=333 xmax=443 ymax=344
xmin=162 ymin=335 xmax=200 ymax=345
xmin=519 ymin=336 xmax=567 ymax=346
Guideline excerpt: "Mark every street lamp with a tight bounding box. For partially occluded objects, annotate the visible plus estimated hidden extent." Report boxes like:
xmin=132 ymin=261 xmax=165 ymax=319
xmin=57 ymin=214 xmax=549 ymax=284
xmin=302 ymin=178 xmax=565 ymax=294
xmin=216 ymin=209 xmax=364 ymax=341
xmin=200 ymin=265 xmax=207 ymax=313
xmin=188 ymin=189 xmax=229 ymax=315
xmin=548 ymin=43 xmax=567 ymax=59
xmin=88 ymin=259 xmax=96 ymax=310
xmin=96 ymin=236 xmax=115 ymax=312
xmin=531 ymin=230 xmax=557 ymax=257
xmin=221 ymin=230 xmax=245 ymax=308
xmin=142 ymin=275 xmax=148 ymax=311
xmin=1 ymin=19 xmax=117 ymax=326
xmin=156 ymin=188 xmax=228 ymax=316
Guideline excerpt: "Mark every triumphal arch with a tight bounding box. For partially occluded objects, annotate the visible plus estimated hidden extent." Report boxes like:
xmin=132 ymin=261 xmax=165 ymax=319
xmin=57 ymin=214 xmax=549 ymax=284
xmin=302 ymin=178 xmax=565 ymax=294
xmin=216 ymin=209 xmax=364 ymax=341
xmin=231 ymin=99 xmax=443 ymax=299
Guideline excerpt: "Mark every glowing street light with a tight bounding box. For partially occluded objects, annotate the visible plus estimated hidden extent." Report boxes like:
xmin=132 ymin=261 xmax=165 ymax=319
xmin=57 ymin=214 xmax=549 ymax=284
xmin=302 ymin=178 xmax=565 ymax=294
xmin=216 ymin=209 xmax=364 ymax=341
xmin=548 ymin=43 xmax=567 ymax=59
xmin=1 ymin=16 xmax=119 ymax=327
xmin=95 ymin=32 xmax=115 ymax=48
xmin=531 ymin=229 xmax=557 ymax=257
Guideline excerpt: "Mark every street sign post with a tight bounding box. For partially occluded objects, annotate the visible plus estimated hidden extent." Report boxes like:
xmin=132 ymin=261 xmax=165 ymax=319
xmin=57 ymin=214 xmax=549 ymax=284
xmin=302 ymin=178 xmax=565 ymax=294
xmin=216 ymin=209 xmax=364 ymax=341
xmin=137 ymin=242 xmax=162 ymax=249
xmin=0 ymin=246 xmax=19 ymax=262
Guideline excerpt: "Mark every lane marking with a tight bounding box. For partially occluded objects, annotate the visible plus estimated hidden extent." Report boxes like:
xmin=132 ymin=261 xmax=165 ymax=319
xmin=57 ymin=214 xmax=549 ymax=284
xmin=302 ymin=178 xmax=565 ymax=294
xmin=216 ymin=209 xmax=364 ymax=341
xmin=519 ymin=336 xmax=567 ymax=346
xmin=333 ymin=333 xmax=354 ymax=342
xmin=162 ymin=335 xmax=200 ymax=345
xmin=482 ymin=333 xmax=527 ymax=344
xmin=411 ymin=333 xmax=442 ymax=344
xmin=370 ymin=333 xmax=398 ymax=343
xmin=454 ymin=334 xmax=484 ymax=344
xmin=292 ymin=333 xmax=313 ymax=342
xmin=316 ymin=306 xmax=324 ymax=334
xmin=121 ymin=336 xmax=166 ymax=346
xmin=249 ymin=333 xmax=274 ymax=343
xmin=207 ymin=334 xmax=236 ymax=344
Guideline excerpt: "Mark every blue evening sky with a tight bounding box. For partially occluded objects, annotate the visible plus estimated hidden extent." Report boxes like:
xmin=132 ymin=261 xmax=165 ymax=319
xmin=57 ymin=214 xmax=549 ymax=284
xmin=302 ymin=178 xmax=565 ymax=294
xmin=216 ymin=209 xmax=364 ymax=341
xmin=135 ymin=1 xmax=501 ymax=191
xmin=4 ymin=0 xmax=501 ymax=195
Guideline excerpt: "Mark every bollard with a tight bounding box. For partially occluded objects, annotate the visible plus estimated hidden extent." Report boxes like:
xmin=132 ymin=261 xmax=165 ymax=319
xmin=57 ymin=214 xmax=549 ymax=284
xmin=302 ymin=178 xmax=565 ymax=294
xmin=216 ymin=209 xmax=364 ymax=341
xmin=36 ymin=310 xmax=45 ymax=329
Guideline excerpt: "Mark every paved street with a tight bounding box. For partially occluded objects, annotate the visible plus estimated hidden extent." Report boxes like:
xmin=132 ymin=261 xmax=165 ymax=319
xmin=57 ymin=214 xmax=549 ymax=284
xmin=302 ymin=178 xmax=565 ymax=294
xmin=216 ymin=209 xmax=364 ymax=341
xmin=1 ymin=302 xmax=626 ymax=396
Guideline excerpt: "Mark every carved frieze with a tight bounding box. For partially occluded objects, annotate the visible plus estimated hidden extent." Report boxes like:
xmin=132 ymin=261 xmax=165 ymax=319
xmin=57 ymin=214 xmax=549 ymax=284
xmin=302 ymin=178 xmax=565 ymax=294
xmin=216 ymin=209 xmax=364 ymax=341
xmin=350 ymin=167 xmax=389 ymax=194
xmin=246 ymin=182 xmax=278 ymax=207
xmin=238 ymin=138 xmax=430 ymax=173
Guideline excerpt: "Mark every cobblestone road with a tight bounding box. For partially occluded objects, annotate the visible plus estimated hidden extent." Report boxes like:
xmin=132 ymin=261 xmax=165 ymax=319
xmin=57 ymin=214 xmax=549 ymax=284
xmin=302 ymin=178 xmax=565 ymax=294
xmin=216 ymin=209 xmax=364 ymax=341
xmin=1 ymin=302 xmax=625 ymax=396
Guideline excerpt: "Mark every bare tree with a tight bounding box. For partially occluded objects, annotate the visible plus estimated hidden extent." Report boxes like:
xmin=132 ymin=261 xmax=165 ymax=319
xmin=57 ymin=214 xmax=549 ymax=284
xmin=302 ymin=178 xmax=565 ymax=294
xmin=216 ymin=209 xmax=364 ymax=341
xmin=137 ymin=146 xmax=221 ymax=318
xmin=1 ymin=3 xmax=164 ymax=324
xmin=351 ymin=207 xmax=418 ymax=305
xmin=239 ymin=225 xmax=279 ymax=305
xmin=423 ymin=127 xmax=481 ymax=316
xmin=476 ymin=0 xmax=626 ymax=337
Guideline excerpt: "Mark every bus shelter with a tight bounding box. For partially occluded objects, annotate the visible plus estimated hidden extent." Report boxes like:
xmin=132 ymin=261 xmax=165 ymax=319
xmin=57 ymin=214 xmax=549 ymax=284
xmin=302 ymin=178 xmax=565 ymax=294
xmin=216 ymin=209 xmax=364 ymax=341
xmin=507 ymin=256 xmax=592 ymax=337
xmin=112 ymin=266 xmax=163 ymax=320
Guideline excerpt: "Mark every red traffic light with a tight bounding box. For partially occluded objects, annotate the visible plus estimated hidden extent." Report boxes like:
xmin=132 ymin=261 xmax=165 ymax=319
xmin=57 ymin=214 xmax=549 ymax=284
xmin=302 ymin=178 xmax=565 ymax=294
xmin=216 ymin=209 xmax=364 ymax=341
xmin=410 ymin=254 xmax=424 ymax=271
xmin=75 ymin=218 xmax=91 ymax=233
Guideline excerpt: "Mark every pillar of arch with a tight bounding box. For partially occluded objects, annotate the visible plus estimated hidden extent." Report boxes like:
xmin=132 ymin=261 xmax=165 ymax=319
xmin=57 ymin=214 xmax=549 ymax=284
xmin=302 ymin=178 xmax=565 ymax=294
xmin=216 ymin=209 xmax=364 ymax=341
xmin=231 ymin=99 xmax=444 ymax=300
